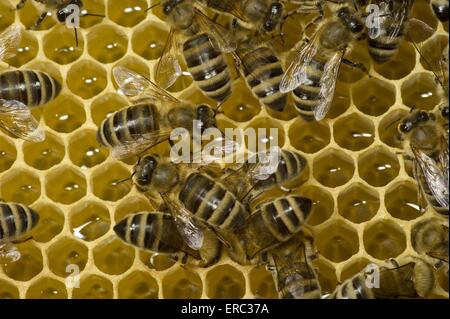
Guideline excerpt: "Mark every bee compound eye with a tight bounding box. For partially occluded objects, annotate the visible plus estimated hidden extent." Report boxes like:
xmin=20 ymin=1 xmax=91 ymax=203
xmin=399 ymin=122 xmax=411 ymax=133
xmin=418 ymin=112 xmax=429 ymax=122
xmin=163 ymin=4 xmax=172 ymax=14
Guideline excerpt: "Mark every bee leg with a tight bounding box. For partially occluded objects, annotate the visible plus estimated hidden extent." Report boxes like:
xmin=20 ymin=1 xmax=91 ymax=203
xmin=11 ymin=236 xmax=33 ymax=244
xmin=29 ymin=11 xmax=51 ymax=30
xmin=15 ymin=0 xmax=27 ymax=10
xmin=342 ymin=59 xmax=370 ymax=77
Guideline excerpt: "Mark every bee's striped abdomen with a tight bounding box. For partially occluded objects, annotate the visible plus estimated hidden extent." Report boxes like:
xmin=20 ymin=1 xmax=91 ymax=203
xmin=179 ymin=173 xmax=248 ymax=231
xmin=183 ymin=33 xmax=232 ymax=103
xmin=0 ymin=70 xmax=61 ymax=107
xmin=417 ymin=167 xmax=449 ymax=216
xmin=278 ymin=262 xmax=322 ymax=299
xmin=0 ymin=202 xmax=39 ymax=241
xmin=242 ymin=47 xmax=287 ymax=112
xmin=291 ymin=58 xmax=324 ymax=121
xmin=113 ymin=212 xmax=195 ymax=255
xmin=97 ymin=103 xmax=159 ymax=148
xmin=368 ymin=31 xmax=404 ymax=63
xmin=274 ymin=150 xmax=308 ymax=184
xmin=330 ymin=274 xmax=375 ymax=299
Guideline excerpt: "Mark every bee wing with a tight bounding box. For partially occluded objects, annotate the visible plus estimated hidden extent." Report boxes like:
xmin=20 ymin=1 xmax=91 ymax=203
xmin=279 ymin=36 xmax=320 ymax=93
xmin=0 ymin=99 xmax=45 ymax=142
xmin=439 ymin=136 xmax=449 ymax=184
xmin=247 ymin=147 xmax=282 ymax=181
xmin=388 ymin=0 xmax=411 ymax=40
xmin=113 ymin=66 xmax=183 ymax=107
xmin=0 ymin=242 xmax=21 ymax=263
xmin=412 ymin=146 xmax=449 ymax=209
xmin=405 ymin=18 xmax=436 ymax=41
xmin=160 ymin=193 xmax=205 ymax=251
xmin=155 ymin=28 xmax=183 ymax=89
xmin=0 ymin=24 xmax=21 ymax=61
xmin=314 ymin=50 xmax=344 ymax=121
xmin=194 ymin=9 xmax=237 ymax=53
xmin=198 ymin=135 xmax=241 ymax=164
xmin=196 ymin=0 xmax=249 ymax=23
xmin=110 ymin=129 xmax=173 ymax=159
xmin=427 ymin=251 xmax=449 ymax=263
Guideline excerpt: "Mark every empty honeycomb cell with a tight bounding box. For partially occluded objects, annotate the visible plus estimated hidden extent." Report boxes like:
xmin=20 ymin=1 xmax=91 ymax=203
xmin=45 ymin=166 xmax=87 ymax=205
xmin=339 ymin=257 xmax=371 ymax=282
xmin=0 ymin=136 xmax=16 ymax=173
xmin=2 ymin=243 xmax=43 ymax=281
xmin=139 ymin=251 xmax=177 ymax=271
xmin=352 ymin=78 xmax=396 ymax=116
xmin=315 ymin=221 xmax=359 ymax=263
xmin=93 ymin=237 xmax=135 ymax=275
xmin=70 ymin=201 xmax=110 ymax=241
xmin=338 ymin=43 xmax=371 ymax=83
xmin=337 ymin=182 xmax=379 ymax=224
xmin=42 ymin=24 xmax=84 ymax=64
xmin=289 ymin=118 xmax=331 ymax=154
xmin=205 ymin=265 xmax=246 ymax=299
xmin=132 ymin=21 xmax=169 ymax=60
xmin=26 ymin=277 xmax=68 ymax=299
xmin=313 ymin=149 xmax=355 ymax=188
xmin=363 ymin=220 xmax=407 ymax=260
xmin=407 ymin=0 xmax=438 ymax=43
xmin=437 ymin=267 xmax=449 ymax=293
xmin=23 ymin=132 xmax=65 ymax=170
xmin=401 ymin=72 xmax=441 ymax=110
xmin=267 ymin=102 xmax=299 ymax=122
xmin=107 ymin=0 xmax=148 ymax=27
xmin=244 ymin=118 xmax=285 ymax=152
xmin=162 ymin=268 xmax=203 ymax=299
xmin=419 ymin=35 xmax=449 ymax=75
xmin=43 ymin=94 xmax=86 ymax=133
xmin=118 ymin=271 xmax=159 ymax=299
xmin=3 ymin=29 xmax=38 ymax=67
xmin=378 ymin=109 xmax=409 ymax=149
xmin=311 ymin=258 xmax=338 ymax=295
xmin=373 ymin=42 xmax=416 ymax=80
xmin=79 ymin=0 xmax=106 ymax=28
xmin=333 ymin=113 xmax=375 ymax=151
xmin=72 ymin=275 xmax=114 ymax=299
xmin=114 ymin=196 xmax=153 ymax=222
xmin=91 ymin=163 xmax=132 ymax=201
xmin=296 ymin=185 xmax=334 ymax=226
xmin=385 ymin=181 xmax=424 ymax=221
xmin=358 ymin=147 xmax=400 ymax=187
xmin=167 ymin=73 xmax=194 ymax=94
xmin=66 ymin=60 xmax=107 ymax=99
xmin=17 ymin=1 xmax=56 ymax=30
xmin=68 ymin=129 xmax=109 ymax=169
xmin=326 ymin=84 xmax=351 ymax=119
xmin=47 ymin=237 xmax=88 ymax=277
xmin=91 ymin=93 xmax=129 ymax=127
xmin=249 ymin=266 xmax=278 ymax=299
xmin=31 ymin=202 xmax=64 ymax=243
xmin=87 ymin=24 xmax=128 ymax=63
xmin=219 ymin=81 xmax=261 ymax=122
xmin=0 ymin=1 xmax=14 ymax=32
xmin=0 ymin=169 xmax=40 ymax=205
xmin=0 ymin=279 xmax=19 ymax=299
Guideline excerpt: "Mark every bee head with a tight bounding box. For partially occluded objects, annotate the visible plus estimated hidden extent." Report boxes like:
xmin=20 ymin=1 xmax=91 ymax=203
xmin=135 ymin=155 xmax=179 ymax=192
xmin=56 ymin=0 xmax=83 ymax=23
xmin=441 ymin=105 xmax=449 ymax=120
xmin=263 ymin=2 xmax=283 ymax=32
xmin=399 ymin=110 xmax=439 ymax=150
xmin=197 ymin=104 xmax=216 ymax=131
xmin=162 ymin=0 xmax=194 ymax=28
xmin=336 ymin=6 xmax=365 ymax=37
xmin=134 ymin=155 xmax=158 ymax=189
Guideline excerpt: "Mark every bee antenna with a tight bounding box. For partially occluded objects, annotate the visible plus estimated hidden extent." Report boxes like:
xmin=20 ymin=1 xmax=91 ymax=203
xmin=73 ymin=27 xmax=78 ymax=47
xmin=116 ymin=171 xmax=137 ymax=185
xmin=385 ymin=116 xmax=403 ymax=130
xmin=215 ymin=100 xmax=225 ymax=114
xmin=146 ymin=2 xmax=161 ymax=12
xmin=81 ymin=13 xmax=105 ymax=18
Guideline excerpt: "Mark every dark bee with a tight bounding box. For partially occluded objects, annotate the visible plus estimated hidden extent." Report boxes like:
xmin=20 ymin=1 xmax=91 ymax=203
xmin=411 ymin=218 xmax=449 ymax=263
xmin=114 ymin=211 xmax=221 ymax=267
xmin=0 ymin=202 xmax=39 ymax=242
xmin=431 ymin=0 xmax=449 ymax=22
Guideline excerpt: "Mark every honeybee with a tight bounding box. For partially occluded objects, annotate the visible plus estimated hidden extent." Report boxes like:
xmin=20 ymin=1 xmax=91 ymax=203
xmin=366 ymin=0 xmax=414 ymax=63
xmin=15 ymin=0 xmax=104 ymax=46
xmin=96 ymin=66 xmax=218 ymax=159
xmin=0 ymin=202 xmax=40 ymax=262
xmin=0 ymin=26 xmax=60 ymax=142
xmin=132 ymin=154 xmax=250 ymax=251
xmin=227 ymin=195 xmax=313 ymax=264
xmin=398 ymin=109 xmax=449 ymax=216
xmin=155 ymin=0 xmax=236 ymax=103
xmin=280 ymin=5 xmax=367 ymax=120
xmin=431 ymin=0 xmax=449 ymax=22
xmin=328 ymin=259 xmax=435 ymax=298
xmin=113 ymin=211 xmax=221 ymax=267
xmin=411 ymin=218 xmax=449 ymax=263
xmin=269 ymin=234 xmax=322 ymax=299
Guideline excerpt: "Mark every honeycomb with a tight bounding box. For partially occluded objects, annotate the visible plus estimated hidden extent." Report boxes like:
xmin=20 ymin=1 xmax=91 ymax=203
xmin=0 ymin=0 xmax=448 ymax=299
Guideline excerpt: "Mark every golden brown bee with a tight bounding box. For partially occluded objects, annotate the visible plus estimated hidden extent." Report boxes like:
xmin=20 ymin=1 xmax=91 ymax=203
xmin=411 ymin=218 xmax=449 ymax=263
xmin=114 ymin=211 xmax=221 ymax=267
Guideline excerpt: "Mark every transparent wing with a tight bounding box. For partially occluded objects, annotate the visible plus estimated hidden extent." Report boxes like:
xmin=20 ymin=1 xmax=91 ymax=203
xmin=0 ymin=99 xmax=45 ymax=142
xmin=113 ymin=66 xmax=182 ymax=107
xmin=155 ymin=28 xmax=182 ymax=89
xmin=195 ymin=9 xmax=237 ymax=53
xmin=247 ymin=146 xmax=282 ymax=181
xmin=412 ymin=146 xmax=449 ymax=209
xmin=111 ymin=129 xmax=173 ymax=159
xmin=160 ymin=193 xmax=205 ymax=251
xmin=439 ymin=136 xmax=449 ymax=186
xmin=196 ymin=0 xmax=249 ymax=23
xmin=405 ymin=18 xmax=436 ymax=41
xmin=279 ymin=36 xmax=320 ymax=93
xmin=198 ymin=135 xmax=241 ymax=164
xmin=388 ymin=0 xmax=411 ymax=40
xmin=427 ymin=251 xmax=449 ymax=263
xmin=0 ymin=242 xmax=21 ymax=263
xmin=314 ymin=50 xmax=344 ymax=121
xmin=0 ymin=24 xmax=21 ymax=61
